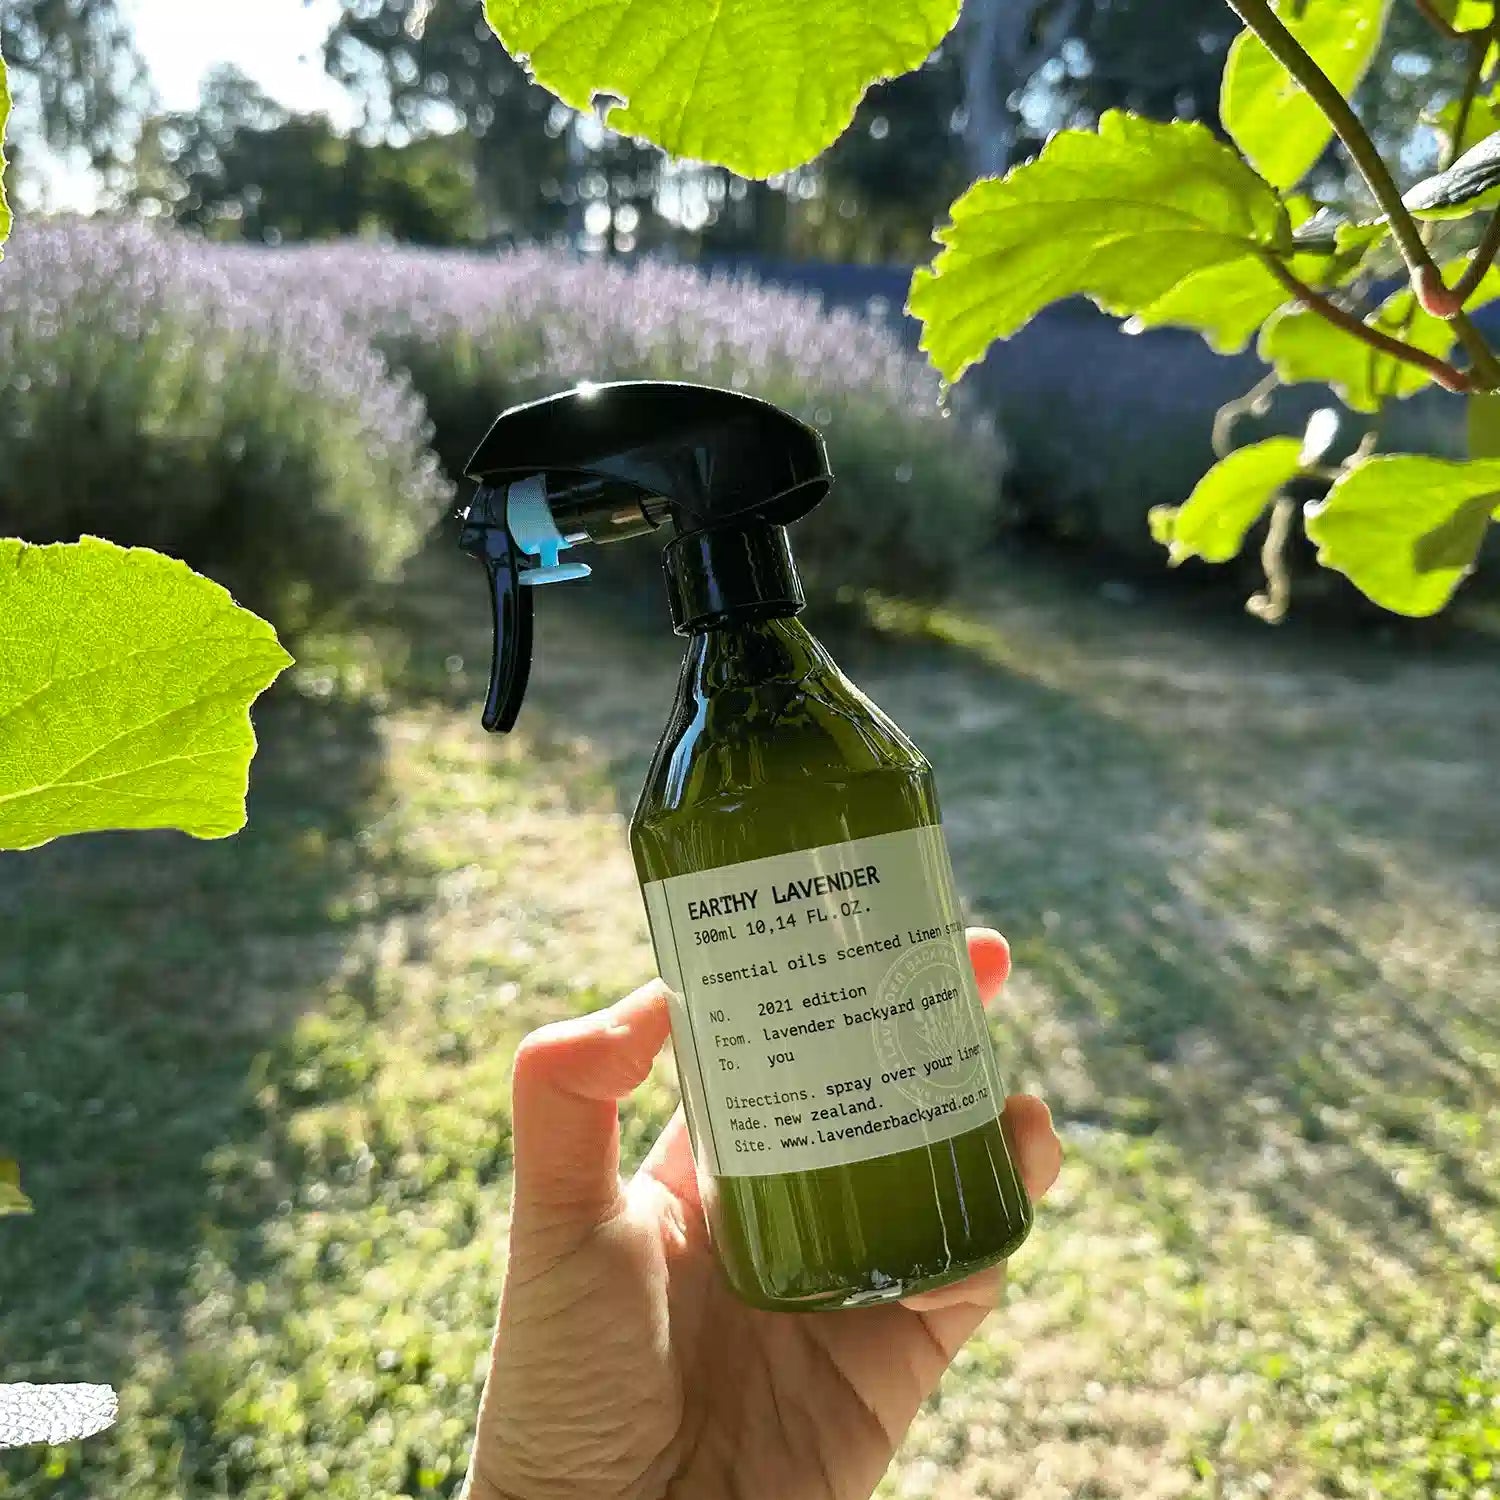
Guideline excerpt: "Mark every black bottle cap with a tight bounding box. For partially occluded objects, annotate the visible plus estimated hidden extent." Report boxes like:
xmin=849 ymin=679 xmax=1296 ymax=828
xmin=663 ymin=522 xmax=804 ymax=634
xmin=458 ymin=380 xmax=833 ymax=733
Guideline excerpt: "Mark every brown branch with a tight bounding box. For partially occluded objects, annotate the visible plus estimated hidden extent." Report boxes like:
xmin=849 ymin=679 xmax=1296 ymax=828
xmin=1229 ymin=0 xmax=1500 ymax=388
xmin=1412 ymin=0 xmax=1464 ymax=40
xmin=1226 ymin=0 xmax=1443 ymax=288
xmin=1455 ymin=211 xmax=1500 ymax=301
xmin=1262 ymin=255 xmax=1472 ymax=391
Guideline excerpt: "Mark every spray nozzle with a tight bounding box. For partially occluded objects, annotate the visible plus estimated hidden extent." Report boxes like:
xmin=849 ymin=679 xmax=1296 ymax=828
xmin=458 ymin=380 xmax=832 ymax=735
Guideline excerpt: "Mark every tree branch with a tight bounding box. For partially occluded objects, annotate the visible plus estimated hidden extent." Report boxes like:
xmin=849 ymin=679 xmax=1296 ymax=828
xmin=1225 ymin=0 xmax=1441 ymax=286
xmin=1455 ymin=212 xmax=1500 ymax=300
xmin=1261 ymin=255 xmax=1472 ymax=391
xmin=1229 ymin=0 xmax=1500 ymax=388
xmin=1212 ymin=371 xmax=1281 ymax=459
xmin=1412 ymin=0 xmax=1464 ymax=40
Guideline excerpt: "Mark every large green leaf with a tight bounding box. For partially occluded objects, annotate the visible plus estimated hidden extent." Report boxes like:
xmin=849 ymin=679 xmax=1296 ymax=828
xmin=1222 ymin=0 xmax=1391 ymax=191
xmin=1259 ymin=256 xmax=1500 ymax=410
xmin=1469 ymin=392 xmax=1500 ymax=457
xmin=1306 ymin=456 xmax=1500 ymax=613
xmin=1429 ymin=0 xmax=1493 ymax=29
xmin=482 ymin=0 xmax=959 ymax=179
xmin=1125 ymin=261 xmax=1297 ymax=353
xmin=1149 ymin=438 xmax=1305 ymax=564
xmin=909 ymin=113 xmax=1290 ymax=383
xmin=0 ymin=50 xmax=11 ymax=254
xmin=1126 ymin=222 xmax=1381 ymax=352
xmin=0 ymin=1159 xmax=32 ymax=1217
xmin=0 ymin=538 xmax=292 ymax=851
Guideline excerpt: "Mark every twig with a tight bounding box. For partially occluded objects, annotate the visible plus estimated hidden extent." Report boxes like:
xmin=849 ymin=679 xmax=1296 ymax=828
xmin=1247 ymin=495 xmax=1297 ymax=624
xmin=1455 ymin=210 xmax=1500 ymax=301
xmin=1261 ymin=255 xmax=1472 ymax=390
xmin=1227 ymin=0 xmax=1500 ymax=388
xmin=1226 ymin=0 xmax=1442 ymax=286
xmin=1212 ymin=371 xmax=1281 ymax=459
xmin=1412 ymin=0 xmax=1464 ymax=40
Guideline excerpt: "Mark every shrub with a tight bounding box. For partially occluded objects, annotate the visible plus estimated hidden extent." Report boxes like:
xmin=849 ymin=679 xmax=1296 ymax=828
xmin=227 ymin=243 xmax=1007 ymax=600
xmin=0 ymin=222 xmax=450 ymax=627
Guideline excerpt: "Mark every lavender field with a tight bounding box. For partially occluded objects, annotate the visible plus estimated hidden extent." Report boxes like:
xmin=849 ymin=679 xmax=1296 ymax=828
xmin=0 ymin=222 xmax=1005 ymax=614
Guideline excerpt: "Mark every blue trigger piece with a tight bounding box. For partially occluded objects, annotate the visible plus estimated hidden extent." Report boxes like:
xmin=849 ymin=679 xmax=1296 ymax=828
xmin=520 ymin=562 xmax=592 ymax=586
xmin=507 ymin=476 xmax=592 ymax=587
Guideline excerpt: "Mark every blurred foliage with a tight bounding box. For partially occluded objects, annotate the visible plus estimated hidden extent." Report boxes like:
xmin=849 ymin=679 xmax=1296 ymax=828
xmin=0 ymin=0 xmax=145 ymax=188
xmin=135 ymin=66 xmax=487 ymax=245
xmin=325 ymin=0 xmax=658 ymax=248
xmin=0 ymin=219 xmax=1002 ymax=614
xmin=95 ymin=0 xmax=1470 ymax=270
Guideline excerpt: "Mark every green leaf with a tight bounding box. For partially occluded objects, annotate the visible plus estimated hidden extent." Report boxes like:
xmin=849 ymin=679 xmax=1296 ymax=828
xmin=1430 ymin=91 xmax=1500 ymax=157
xmin=481 ymin=0 xmax=959 ymax=179
xmin=1125 ymin=260 xmax=1297 ymax=352
xmin=0 ymin=1159 xmax=33 ymax=1216
xmin=1289 ymin=209 xmax=1387 ymax=259
xmin=1469 ymin=392 xmax=1500 ymax=457
xmin=1260 ymin=288 xmax=1452 ymax=410
xmin=0 ymin=538 xmax=292 ymax=851
xmin=1126 ymin=227 xmax=1379 ymax=352
xmin=1259 ymin=254 xmax=1500 ymax=410
xmin=0 ymin=49 xmax=11 ymax=255
xmin=1429 ymin=0 xmax=1493 ymax=29
xmin=1306 ymin=455 xmax=1500 ymax=613
xmin=909 ymin=113 xmax=1290 ymax=383
xmin=1149 ymin=438 xmax=1305 ymax=564
xmin=1405 ymin=130 xmax=1500 ymax=219
xmin=1222 ymin=0 xmax=1391 ymax=191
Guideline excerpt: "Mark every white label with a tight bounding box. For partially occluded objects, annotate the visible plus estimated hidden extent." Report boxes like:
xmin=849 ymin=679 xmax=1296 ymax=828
xmin=642 ymin=825 xmax=1006 ymax=1177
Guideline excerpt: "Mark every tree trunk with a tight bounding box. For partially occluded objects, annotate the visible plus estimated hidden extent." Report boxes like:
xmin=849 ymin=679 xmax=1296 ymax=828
xmin=957 ymin=0 xmax=1084 ymax=179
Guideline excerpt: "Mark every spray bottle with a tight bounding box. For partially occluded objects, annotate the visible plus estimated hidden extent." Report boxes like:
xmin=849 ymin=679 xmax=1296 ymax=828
xmin=459 ymin=380 xmax=1032 ymax=1311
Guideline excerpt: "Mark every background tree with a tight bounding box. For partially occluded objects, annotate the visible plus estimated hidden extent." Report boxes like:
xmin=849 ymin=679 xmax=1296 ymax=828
xmin=136 ymin=65 xmax=485 ymax=245
xmin=325 ymin=0 xmax=654 ymax=246
xmin=1 ymin=0 xmax=146 ymax=194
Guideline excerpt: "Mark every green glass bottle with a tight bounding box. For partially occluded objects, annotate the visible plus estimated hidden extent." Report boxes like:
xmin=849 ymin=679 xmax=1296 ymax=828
xmin=460 ymin=381 xmax=1033 ymax=1311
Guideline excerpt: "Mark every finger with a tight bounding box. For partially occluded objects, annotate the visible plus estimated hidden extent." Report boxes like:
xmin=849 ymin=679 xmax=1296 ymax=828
xmin=509 ymin=980 xmax=672 ymax=1230
xmin=966 ymin=927 xmax=1011 ymax=1007
xmin=898 ymin=1094 xmax=1061 ymax=1314
xmin=1003 ymin=1093 xmax=1063 ymax=1202
xmin=636 ymin=1105 xmax=701 ymax=1208
xmin=900 ymin=1264 xmax=1006 ymax=1313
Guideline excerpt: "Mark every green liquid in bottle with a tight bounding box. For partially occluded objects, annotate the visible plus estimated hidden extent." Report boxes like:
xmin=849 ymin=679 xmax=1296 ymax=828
xmin=631 ymin=614 xmax=1033 ymax=1311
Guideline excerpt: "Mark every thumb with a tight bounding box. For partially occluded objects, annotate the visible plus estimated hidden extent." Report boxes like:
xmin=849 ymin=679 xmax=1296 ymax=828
xmin=509 ymin=980 xmax=673 ymax=1233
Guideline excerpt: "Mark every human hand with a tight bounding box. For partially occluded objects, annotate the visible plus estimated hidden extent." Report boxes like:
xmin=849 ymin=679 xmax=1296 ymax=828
xmin=466 ymin=928 xmax=1061 ymax=1500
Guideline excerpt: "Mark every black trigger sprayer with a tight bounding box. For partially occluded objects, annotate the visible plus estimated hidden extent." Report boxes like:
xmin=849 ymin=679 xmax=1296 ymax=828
xmin=458 ymin=381 xmax=832 ymax=732
xmin=457 ymin=379 xmax=1033 ymax=1312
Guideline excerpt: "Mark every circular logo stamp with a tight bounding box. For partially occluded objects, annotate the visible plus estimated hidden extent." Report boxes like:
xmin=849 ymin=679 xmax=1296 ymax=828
xmin=873 ymin=939 xmax=988 ymax=1106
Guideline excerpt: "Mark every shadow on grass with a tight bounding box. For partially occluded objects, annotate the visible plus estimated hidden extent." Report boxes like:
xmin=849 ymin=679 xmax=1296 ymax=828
xmin=0 ymin=677 xmax=434 ymax=1475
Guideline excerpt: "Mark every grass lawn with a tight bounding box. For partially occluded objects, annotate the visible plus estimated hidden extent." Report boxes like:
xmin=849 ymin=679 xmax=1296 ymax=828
xmin=2 ymin=545 xmax=1497 ymax=1500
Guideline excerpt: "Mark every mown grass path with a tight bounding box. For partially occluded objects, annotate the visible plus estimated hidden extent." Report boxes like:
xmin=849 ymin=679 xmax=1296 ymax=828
xmin=3 ymin=550 xmax=1496 ymax=1499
